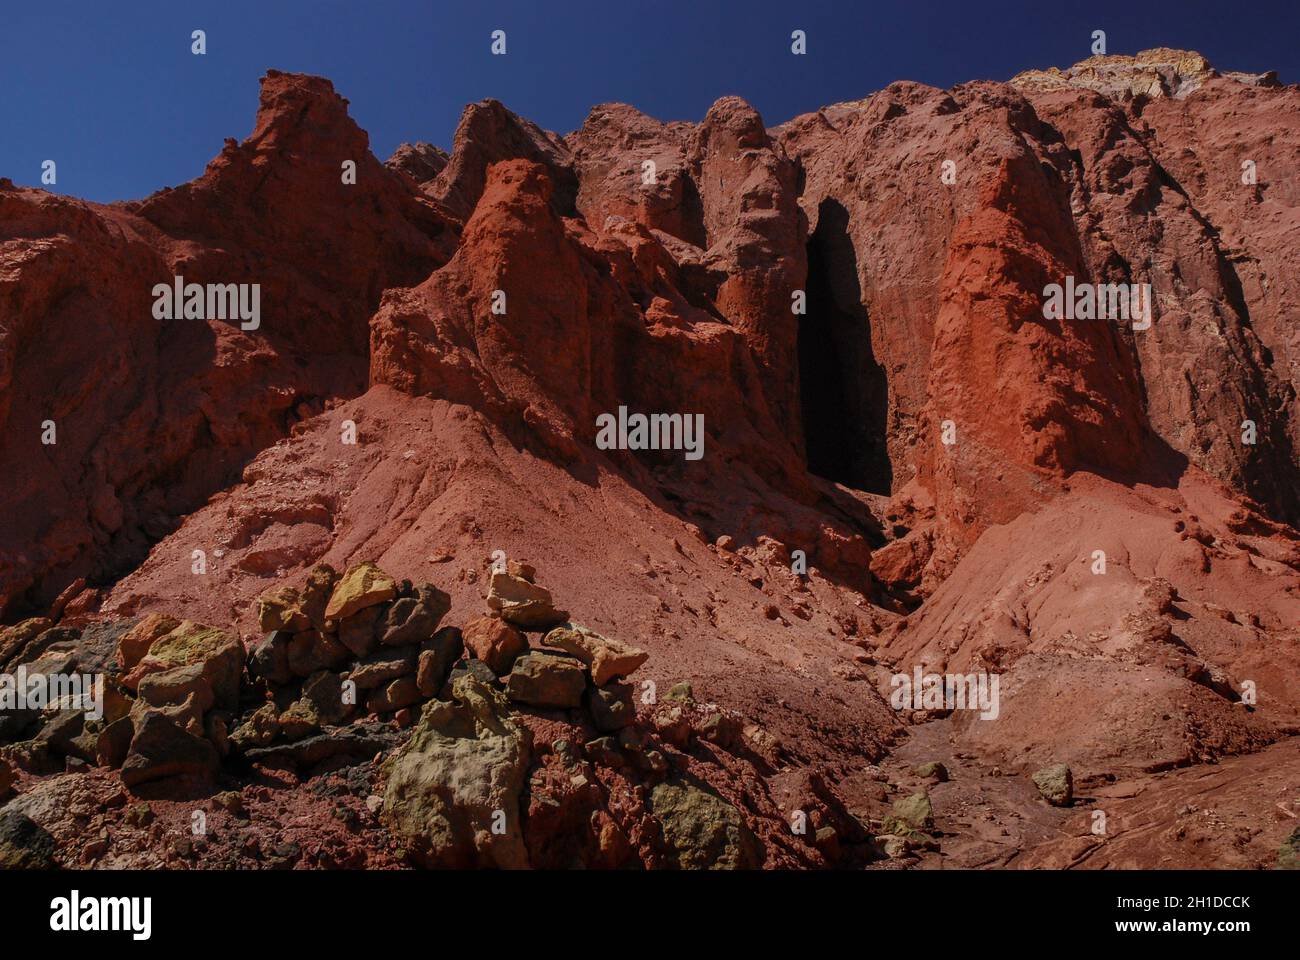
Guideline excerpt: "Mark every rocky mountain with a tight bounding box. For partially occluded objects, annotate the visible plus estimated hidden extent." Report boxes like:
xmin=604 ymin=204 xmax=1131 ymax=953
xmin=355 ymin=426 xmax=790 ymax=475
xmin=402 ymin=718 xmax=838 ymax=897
xmin=0 ymin=50 xmax=1297 ymax=870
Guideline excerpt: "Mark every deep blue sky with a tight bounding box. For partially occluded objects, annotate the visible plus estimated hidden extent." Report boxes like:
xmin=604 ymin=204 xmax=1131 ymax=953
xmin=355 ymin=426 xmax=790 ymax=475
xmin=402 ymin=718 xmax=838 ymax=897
xmin=2 ymin=0 xmax=1296 ymax=202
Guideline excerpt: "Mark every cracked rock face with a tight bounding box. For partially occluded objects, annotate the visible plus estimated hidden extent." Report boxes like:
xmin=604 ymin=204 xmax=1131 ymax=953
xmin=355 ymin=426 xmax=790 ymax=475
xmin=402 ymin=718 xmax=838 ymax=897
xmin=380 ymin=676 xmax=533 ymax=869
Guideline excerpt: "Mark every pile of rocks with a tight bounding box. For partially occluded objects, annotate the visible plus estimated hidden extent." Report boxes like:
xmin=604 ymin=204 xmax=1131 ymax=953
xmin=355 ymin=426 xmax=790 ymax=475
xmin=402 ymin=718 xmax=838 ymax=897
xmin=2 ymin=558 xmax=777 ymax=869
xmin=239 ymin=560 xmax=461 ymax=745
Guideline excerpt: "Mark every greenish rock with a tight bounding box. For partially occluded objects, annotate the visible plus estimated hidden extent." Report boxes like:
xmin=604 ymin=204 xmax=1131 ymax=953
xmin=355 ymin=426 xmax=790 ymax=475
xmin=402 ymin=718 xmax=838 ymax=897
xmin=505 ymin=652 xmax=586 ymax=708
xmin=914 ymin=761 xmax=949 ymax=782
xmin=324 ymin=560 xmax=397 ymax=622
xmin=0 ymin=810 xmax=56 ymax=869
xmin=277 ymin=699 xmax=321 ymax=742
xmin=229 ymin=703 xmax=281 ymax=750
xmin=664 ymin=682 xmax=694 ymax=703
xmin=1031 ymin=763 xmax=1074 ymax=807
xmin=1278 ymin=826 xmax=1300 ymax=870
xmin=883 ymin=790 xmax=934 ymax=835
xmin=648 ymin=776 xmax=762 ymax=870
xmin=381 ymin=676 xmax=532 ymax=868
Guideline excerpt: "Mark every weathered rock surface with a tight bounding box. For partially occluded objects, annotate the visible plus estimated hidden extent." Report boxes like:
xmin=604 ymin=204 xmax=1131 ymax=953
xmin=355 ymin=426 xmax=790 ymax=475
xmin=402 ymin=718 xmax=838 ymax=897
xmin=381 ymin=676 xmax=532 ymax=868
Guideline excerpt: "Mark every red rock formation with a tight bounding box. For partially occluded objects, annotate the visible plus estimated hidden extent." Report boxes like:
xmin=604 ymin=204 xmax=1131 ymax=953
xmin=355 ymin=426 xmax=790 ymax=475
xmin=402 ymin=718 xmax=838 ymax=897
xmin=3 ymin=50 xmax=1299 ymax=870
xmin=0 ymin=71 xmax=456 ymax=618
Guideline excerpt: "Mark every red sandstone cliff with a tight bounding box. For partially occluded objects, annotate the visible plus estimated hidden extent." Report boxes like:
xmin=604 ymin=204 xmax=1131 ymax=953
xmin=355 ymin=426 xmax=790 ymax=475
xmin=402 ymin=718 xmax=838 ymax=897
xmin=1 ymin=49 xmax=1298 ymax=870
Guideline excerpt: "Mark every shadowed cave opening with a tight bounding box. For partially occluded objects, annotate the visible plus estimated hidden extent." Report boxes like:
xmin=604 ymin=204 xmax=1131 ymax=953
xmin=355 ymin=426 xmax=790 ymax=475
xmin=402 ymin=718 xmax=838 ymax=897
xmin=797 ymin=198 xmax=892 ymax=495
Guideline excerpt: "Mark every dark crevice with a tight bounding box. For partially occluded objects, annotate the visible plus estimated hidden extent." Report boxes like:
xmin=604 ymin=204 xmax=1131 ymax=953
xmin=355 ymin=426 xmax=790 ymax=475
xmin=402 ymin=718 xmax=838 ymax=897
xmin=797 ymin=198 xmax=891 ymax=495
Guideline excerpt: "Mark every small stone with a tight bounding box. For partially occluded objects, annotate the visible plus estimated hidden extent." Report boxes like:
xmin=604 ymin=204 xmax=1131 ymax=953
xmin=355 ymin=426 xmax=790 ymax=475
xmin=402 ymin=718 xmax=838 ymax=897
xmin=337 ymin=605 xmax=383 ymax=658
xmin=348 ymin=646 xmax=418 ymax=690
xmin=915 ymin=761 xmax=949 ymax=782
xmin=542 ymin=623 xmax=648 ymax=686
xmin=653 ymin=704 xmax=694 ymax=748
xmin=883 ymin=790 xmax=934 ymax=834
xmin=664 ymin=682 xmax=694 ymax=703
xmin=379 ymin=584 xmax=451 ymax=646
xmin=1031 ymin=763 xmax=1074 ymax=807
xmin=213 ymin=791 xmax=245 ymax=815
xmin=416 ymin=627 xmax=463 ymax=697
xmin=250 ymin=630 xmax=293 ymax=686
xmin=507 ymin=560 xmax=536 ymax=582
xmin=123 ymin=803 xmax=154 ymax=827
xmin=366 ymin=676 xmax=422 ymax=714
xmin=587 ymin=681 xmax=635 ymax=732
xmin=462 ymin=616 xmax=527 ymax=676
xmin=229 ymin=703 xmax=281 ymax=751
xmin=695 ymin=711 xmax=741 ymax=750
xmin=278 ymin=699 xmax=321 ymax=742
xmin=324 ymin=561 xmax=398 ymax=621
xmin=120 ymin=712 xmax=219 ymax=787
xmin=486 ymin=571 xmax=567 ymax=629
xmin=287 ymin=629 xmax=349 ymax=677
xmin=584 ymin=736 xmax=625 ymax=768
xmin=1278 ymin=826 xmax=1300 ymax=870
xmin=505 ymin=652 xmax=587 ymax=708
xmin=257 ymin=585 xmax=310 ymax=633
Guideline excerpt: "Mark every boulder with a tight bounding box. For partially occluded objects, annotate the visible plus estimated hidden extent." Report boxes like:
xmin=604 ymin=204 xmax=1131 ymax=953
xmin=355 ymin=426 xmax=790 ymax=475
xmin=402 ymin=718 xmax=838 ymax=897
xmin=287 ymin=629 xmax=350 ymax=677
xmin=116 ymin=613 xmax=179 ymax=673
xmin=136 ymin=663 xmax=216 ymax=714
xmin=278 ymin=699 xmax=320 ymax=741
xmin=381 ymin=676 xmax=533 ymax=868
xmin=366 ymin=676 xmax=422 ymax=714
xmin=96 ymin=717 xmax=134 ymax=767
xmin=257 ymin=584 xmax=310 ymax=633
xmin=300 ymin=670 xmax=352 ymax=725
xmin=462 ymin=616 xmax=527 ymax=675
xmin=379 ymin=584 xmax=451 ymax=646
xmin=0 ymin=618 xmax=52 ymax=670
xmin=229 ymin=703 xmax=281 ymax=751
xmin=486 ymin=571 xmax=568 ymax=629
xmin=337 ymin=605 xmax=383 ymax=658
xmin=1278 ymin=826 xmax=1300 ymax=870
xmin=442 ymin=659 xmax=499 ymax=698
xmin=506 ymin=652 xmax=587 ymax=708
xmin=244 ymin=723 xmax=399 ymax=771
xmin=883 ymin=790 xmax=935 ymax=834
xmin=347 ymin=646 xmax=418 ymax=690
xmin=1031 ymin=763 xmax=1074 ymax=807
xmin=299 ymin=564 xmax=340 ymax=631
xmin=0 ymin=757 xmax=14 ymax=802
xmin=0 ymin=810 xmax=56 ymax=869
xmin=122 ymin=621 xmax=244 ymax=709
xmin=587 ymin=681 xmax=635 ymax=732
xmin=250 ymin=630 xmax=293 ymax=686
xmin=915 ymin=761 xmax=950 ymax=782
xmin=648 ymin=777 xmax=762 ymax=869
xmin=542 ymin=623 xmax=648 ymax=685
xmin=416 ymin=627 xmax=464 ymax=697
xmin=324 ymin=560 xmax=397 ymax=621
xmin=120 ymin=711 xmax=220 ymax=787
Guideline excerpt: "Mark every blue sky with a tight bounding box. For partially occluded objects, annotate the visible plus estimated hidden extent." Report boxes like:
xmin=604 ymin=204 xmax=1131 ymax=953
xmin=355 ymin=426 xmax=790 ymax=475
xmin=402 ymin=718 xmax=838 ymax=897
xmin=2 ymin=0 xmax=1296 ymax=202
